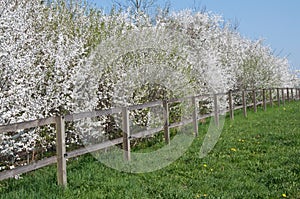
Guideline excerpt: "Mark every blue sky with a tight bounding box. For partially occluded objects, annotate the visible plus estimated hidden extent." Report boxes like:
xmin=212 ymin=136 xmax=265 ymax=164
xmin=90 ymin=0 xmax=300 ymax=70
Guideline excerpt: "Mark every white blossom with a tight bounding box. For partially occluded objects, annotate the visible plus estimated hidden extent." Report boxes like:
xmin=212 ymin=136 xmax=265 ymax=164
xmin=0 ymin=1 xmax=295 ymax=169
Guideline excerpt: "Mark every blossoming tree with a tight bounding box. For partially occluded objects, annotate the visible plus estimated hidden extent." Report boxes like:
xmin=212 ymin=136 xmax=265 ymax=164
xmin=0 ymin=0 xmax=295 ymax=169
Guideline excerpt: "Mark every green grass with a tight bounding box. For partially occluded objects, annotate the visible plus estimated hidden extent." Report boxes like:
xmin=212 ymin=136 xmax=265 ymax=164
xmin=1 ymin=102 xmax=300 ymax=198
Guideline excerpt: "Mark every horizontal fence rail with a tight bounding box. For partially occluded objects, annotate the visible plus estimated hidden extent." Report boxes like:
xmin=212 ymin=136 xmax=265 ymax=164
xmin=0 ymin=117 xmax=56 ymax=133
xmin=0 ymin=87 xmax=299 ymax=186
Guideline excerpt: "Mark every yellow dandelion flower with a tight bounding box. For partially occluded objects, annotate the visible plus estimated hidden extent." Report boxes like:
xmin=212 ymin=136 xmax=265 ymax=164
xmin=203 ymin=164 xmax=207 ymax=167
xmin=203 ymin=194 xmax=208 ymax=197
xmin=230 ymin=148 xmax=237 ymax=152
xmin=282 ymin=193 xmax=287 ymax=198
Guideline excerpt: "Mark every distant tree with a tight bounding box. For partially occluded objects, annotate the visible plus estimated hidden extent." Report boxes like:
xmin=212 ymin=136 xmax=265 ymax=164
xmin=0 ymin=0 xmax=294 ymax=170
xmin=112 ymin=0 xmax=170 ymax=23
xmin=113 ymin=0 xmax=156 ymax=13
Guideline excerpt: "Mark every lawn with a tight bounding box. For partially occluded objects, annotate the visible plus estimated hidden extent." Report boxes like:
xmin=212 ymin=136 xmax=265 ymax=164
xmin=0 ymin=101 xmax=299 ymax=198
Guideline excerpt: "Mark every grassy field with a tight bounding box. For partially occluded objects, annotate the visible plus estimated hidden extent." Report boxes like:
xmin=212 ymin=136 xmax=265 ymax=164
xmin=0 ymin=101 xmax=300 ymax=198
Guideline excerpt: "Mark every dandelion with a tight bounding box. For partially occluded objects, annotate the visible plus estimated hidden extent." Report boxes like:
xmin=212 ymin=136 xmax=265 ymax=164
xmin=203 ymin=194 xmax=208 ymax=197
xmin=282 ymin=193 xmax=287 ymax=198
xmin=230 ymin=148 xmax=237 ymax=152
xmin=14 ymin=174 xmax=22 ymax=180
xmin=203 ymin=164 xmax=207 ymax=167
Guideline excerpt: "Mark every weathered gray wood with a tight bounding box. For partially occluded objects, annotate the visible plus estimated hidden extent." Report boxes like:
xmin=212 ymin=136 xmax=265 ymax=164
xmin=282 ymin=88 xmax=285 ymax=106
xmin=122 ymin=107 xmax=130 ymax=161
xmin=213 ymin=94 xmax=219 ymax=126
xmin=269 ymin=89 xmax=273 ymax=107
xmin=56 ymin=116 xmax=67 ymax=187
xmin=287 ymin=88 xmax=290 ymax=102
xmin=277 ymin=88 xmax=280 ymax=107
xmin=0 ymin=156 xmax=57 ymax=181
xmin=67 ymin=138 xmax=123 ymax=159
xmin=169 ymin=119 xmax=194 ymax=129
xmin=256 ymin=101 xmax=263 ymax=106
xmin=163 ymin=100 xmax=170 ymax=144
xmin=197 ymin=112 xmax=215 ymax=120
xmin=228 ymin=90 xmax=234 ymax=120
xmin=242 ymin=91 xmax=247 ymax=118
xmin=291 ymin=88 xmax=294 ymax=100
xmin=0 ymin=117 xmax=56 ymax=134
xmin=234 ymin=105 xmax=243 ymax=110
xmin=252 ymin=90 xmax=257 ymax=112
xmin=128 ymin=100 xmax=163 ymax=111
xmin=263 ymin=89 xmax=267 ymax=111
xmin=2 ymin=87 xmax=300 ymax=184
xmin=131 ymin=127 xmax=164 ymax=139
xmin=65 ymin=108 xmax=122 ymax=122
xmin=194 ymin=94 xmax=211 ymax=99
xmin=192 ymin=97 xmax=199 ymax=136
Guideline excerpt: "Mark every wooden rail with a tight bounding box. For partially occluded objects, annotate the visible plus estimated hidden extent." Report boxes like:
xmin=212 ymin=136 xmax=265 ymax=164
xmin=0 ymin=87 xmax=299 ymax=186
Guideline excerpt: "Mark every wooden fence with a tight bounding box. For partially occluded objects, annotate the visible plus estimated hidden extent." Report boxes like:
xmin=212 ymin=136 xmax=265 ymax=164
xmin=0 ymin=87 xmax=299 ymax=187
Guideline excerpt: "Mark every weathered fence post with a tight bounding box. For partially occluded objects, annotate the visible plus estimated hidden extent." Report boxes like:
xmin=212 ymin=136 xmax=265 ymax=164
xmin=282 ymin=88 xmax=285 ymax=106
xmin=277 ymin=88 xmax=280 ymax=107
xmin=242 ymin=90 xmax=247 ymax=118
xmin=269 ymin=89 xmax=273 ymax=107
xmin=163 ymin=100 xmax=170 ymax=144
xmin=122 ymin=107 xmax=131 ymax=161
xmin=192 ymin=96 xmax=198 ymax=137
xmin=252 ymin=90 xmax=257 ymax=112
xmin=213 ymin=94 xmax=219 ymax=126
xmin=228 ymin=90 xmax=234 ymax=120
xmin=263 ymin=89 xmax=267 ymax=111
xmin=298 ymin=88 xmax=300 ymax=100
xmin=287 ymin=88 xmax=290 ymax=102
xmin=291 ymin=88 xmax=294 ymax=100
xmin=56 ymin=116 xmax=67 ymax=187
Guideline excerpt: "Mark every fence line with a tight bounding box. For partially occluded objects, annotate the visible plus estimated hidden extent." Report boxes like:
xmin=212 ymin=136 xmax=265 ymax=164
xmin=0 ymin=87 xmax=299 ymax=186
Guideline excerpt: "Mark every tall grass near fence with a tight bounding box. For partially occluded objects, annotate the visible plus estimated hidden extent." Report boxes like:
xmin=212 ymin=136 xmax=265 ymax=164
xmin=0 ymin=100 xmax=299 ymax=198
xmin=0 ymin=88 xmax=299 ymax=186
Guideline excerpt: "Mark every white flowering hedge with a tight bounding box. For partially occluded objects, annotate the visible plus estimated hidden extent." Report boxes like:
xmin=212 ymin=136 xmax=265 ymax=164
xmin=0 ymin=0 xmax=295 ymax=169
